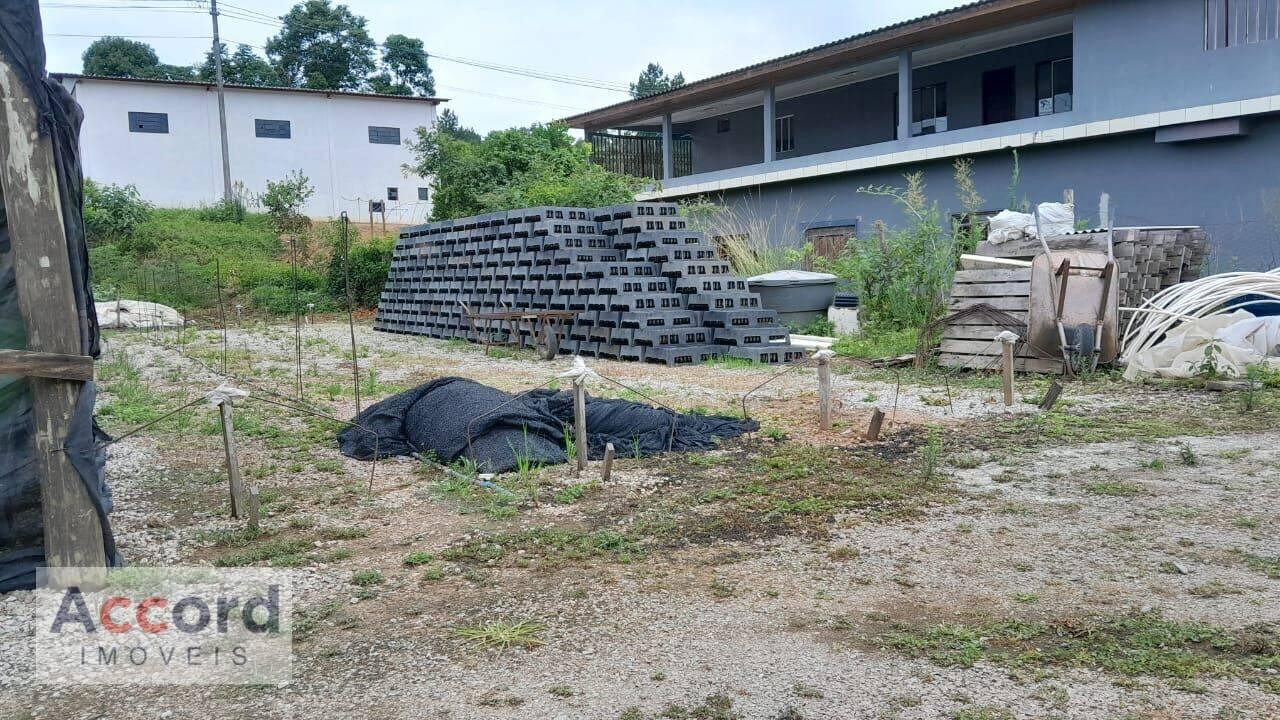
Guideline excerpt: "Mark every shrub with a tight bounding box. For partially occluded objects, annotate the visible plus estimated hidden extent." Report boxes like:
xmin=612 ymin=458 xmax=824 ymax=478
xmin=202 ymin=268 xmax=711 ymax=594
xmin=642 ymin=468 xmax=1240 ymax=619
xmin=198 ymin=181 xmax=253 ymax=223
xmin=260 ymin=170 xmax=314 ymax=231
xmin=248 ymin=285 xmax=333 ymax=315
xmin=327 ymin=234 xmax=393 ymax=308
xmin=83 ymin=179 xmax=151 ymax=244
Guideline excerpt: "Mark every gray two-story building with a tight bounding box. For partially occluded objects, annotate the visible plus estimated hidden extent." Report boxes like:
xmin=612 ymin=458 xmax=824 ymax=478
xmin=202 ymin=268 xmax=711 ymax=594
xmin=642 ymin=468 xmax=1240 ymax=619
xmin=566 ymin=0 xmax=1280 ymax=268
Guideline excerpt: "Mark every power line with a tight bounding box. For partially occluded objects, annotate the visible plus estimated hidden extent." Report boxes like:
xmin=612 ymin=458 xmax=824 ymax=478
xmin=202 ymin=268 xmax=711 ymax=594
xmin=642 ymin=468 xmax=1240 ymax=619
xmin=45 ymin=0 xmax=632 ymax=93
xmin=212 ymin=1 xmax=630 ymax=93
xmin=435 ymin=85 xmax=589 ymax=112
xmin=48 ymin=33 xmax=211 ymax=39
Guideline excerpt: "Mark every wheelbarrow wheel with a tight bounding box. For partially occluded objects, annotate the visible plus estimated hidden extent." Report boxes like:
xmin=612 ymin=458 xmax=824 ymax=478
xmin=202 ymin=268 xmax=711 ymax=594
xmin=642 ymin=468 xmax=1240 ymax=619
xmin=537 ymin=323 xmax=559 ymax=361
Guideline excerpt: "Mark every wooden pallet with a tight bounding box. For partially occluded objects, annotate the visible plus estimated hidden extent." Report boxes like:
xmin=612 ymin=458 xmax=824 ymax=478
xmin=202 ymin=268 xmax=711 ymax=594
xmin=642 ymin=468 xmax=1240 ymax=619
xmin=935 ymin=267 xmax=1061 ymax=373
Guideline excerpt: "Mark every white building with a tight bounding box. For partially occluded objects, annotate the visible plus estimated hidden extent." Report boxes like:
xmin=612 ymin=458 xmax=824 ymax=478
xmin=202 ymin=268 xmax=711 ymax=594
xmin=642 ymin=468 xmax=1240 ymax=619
xmin=55 ymin=73 xmax=444 ymax=221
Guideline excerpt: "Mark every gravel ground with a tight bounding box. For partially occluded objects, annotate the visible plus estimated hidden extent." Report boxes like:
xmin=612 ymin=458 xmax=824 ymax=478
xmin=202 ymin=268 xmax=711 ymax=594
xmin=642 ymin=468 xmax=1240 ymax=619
xmin=2 ymin=324 xmax=1277 ymax=719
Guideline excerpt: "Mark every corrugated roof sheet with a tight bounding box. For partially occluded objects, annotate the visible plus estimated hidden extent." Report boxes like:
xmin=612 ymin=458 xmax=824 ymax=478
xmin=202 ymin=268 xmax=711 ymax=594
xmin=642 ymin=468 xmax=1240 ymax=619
xmin=564 ymin=0 xmax=1014 ymax=123
xmin=53 ymin=73 xmax=447 ymax=103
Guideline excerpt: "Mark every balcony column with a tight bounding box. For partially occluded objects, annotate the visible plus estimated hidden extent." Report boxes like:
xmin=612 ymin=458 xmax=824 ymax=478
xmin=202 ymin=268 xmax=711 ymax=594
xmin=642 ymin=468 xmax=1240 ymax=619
xmin=897 ymin=49 xmax=912 ymax=141
xmin=762 ymin=85 xmax=776 ymax=163
xmin=661 ymin=113 xmax=673 ymax=181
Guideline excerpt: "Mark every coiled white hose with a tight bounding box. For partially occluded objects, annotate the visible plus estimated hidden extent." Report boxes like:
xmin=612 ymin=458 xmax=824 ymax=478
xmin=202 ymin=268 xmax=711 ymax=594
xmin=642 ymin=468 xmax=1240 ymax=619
xmin=1120 ymin=269 xmax=1280 ymax=362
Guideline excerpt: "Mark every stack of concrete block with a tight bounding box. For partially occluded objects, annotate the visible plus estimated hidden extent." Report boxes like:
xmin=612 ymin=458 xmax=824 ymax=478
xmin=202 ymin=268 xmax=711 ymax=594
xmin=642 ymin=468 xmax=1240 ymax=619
xmin=374 ymin=203 xmax=808 ymax=365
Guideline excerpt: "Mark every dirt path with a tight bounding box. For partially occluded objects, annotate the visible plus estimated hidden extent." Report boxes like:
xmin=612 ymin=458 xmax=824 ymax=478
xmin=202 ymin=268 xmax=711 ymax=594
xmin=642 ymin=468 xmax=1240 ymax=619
xmin=2 ymin=323 xmax=1278 ymax=720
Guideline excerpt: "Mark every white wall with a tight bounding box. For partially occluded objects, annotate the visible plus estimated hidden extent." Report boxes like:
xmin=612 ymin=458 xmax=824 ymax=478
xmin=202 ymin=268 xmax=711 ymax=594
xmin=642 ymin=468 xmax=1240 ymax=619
xmin=66 ymin=78 xmax=438 ymax=221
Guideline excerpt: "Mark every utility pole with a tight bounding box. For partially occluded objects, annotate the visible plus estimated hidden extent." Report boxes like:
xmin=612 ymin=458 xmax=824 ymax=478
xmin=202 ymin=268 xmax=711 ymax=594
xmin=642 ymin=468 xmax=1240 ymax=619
xmin=210 ymin=0 xmax=233 ymax=202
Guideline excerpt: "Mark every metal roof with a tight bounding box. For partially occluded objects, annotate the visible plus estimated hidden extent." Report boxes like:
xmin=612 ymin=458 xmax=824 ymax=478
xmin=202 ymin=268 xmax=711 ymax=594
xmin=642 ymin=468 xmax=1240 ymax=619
xmin=563 ymin=0 xmax=1074 ymax=128
xmin=53 ymin=73 xmax=447 ymax=104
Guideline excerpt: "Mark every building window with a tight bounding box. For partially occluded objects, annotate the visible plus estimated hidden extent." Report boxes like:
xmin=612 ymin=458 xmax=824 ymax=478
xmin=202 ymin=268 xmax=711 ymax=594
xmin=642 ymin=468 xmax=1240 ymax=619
xmin=128 ymin=111 xmax=168 ymax=134
xmin=417 ymin=187 xmax=429 ymax=201
xmin=254 ymin=119 xmax=291 ymax=139
xmin=368 ymin=126 xmax=401 ymax=144
xmin=775 ymin=115 xmax=794 ymax=153
xmin=387 ymin=187 xmax=399 ymax=201
xmin=912 ymin=83 xmax=947 ymax=135
xmin=716 ymin=118 xmax=731 ymax=133
xmin=1206 ymin=0 xmax=1280 ymax=48
xmin=1036 ymin=58 xmax=1073 ymax=116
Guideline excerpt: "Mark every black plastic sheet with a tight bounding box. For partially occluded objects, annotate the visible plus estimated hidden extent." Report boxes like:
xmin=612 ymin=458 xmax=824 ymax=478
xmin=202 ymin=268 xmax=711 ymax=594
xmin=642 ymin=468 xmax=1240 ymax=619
xmin=337 ymin=377 xmax=758 ymax=473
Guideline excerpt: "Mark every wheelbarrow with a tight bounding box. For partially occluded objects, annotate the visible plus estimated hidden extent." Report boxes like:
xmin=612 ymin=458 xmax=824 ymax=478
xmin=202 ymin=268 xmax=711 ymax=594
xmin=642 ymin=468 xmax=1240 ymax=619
xmin=1027 ymin=235 xmax=1119 ymax=375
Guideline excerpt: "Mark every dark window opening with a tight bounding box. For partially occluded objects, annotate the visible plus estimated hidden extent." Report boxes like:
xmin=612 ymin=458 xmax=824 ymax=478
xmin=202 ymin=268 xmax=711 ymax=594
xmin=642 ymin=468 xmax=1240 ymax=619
xmin=982 ymin=67 xmax=1017 ymax=125
xmin=417 ymin=187 xmax=429 ymax=201
xmin=128 ymin=111 xmax=168 ymax=134
xmin=775 ymin=115 xmax=794 ymax=153
xmin=912 ymin=83 xmax=947 ymax=135
xmin=387 ymin=187 xmax=399 ymax=201
xmin=1036 ymin=58 xmax=1073 ymax=116
xmin=255 ymin=118 xmax=291 ymax=139
xmin=368 ymin=126 xmax=401 ymax=144
xmin=716 ymin=118 xmax=731 ymax=133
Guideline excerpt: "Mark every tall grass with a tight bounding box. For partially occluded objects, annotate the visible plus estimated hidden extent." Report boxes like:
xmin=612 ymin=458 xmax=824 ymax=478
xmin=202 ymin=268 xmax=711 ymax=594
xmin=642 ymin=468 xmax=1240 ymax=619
xmin=682 ymin=195 xmax=814 ymax=277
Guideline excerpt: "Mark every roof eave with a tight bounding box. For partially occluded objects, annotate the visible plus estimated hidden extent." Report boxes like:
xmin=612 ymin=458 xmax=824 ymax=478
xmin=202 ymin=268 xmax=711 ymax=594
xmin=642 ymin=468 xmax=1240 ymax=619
xmin=51 ymin=73 xmax=448 ymax=104
xmin=563 ymin=0 xmax=1075 ymax=129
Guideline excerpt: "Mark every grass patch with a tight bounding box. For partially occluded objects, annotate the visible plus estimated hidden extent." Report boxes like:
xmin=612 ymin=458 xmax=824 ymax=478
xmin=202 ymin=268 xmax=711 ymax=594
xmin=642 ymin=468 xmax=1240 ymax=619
xmin=879 ymin=612 xmax=1280 ymax=690
xmin=832 ymin=327 xmax=917 ymax=360
xmin=402 ymin=551 xmax=436 ymax=566
xmin=213 ymin=538 xmax=312 ymax=567
xmin=454 ymin=619 xmax=546 ymax=651
xmin=350 ymin=569 xmax=383 ymax=586
xmin=442 ymin=526 xmax=642 ymax=567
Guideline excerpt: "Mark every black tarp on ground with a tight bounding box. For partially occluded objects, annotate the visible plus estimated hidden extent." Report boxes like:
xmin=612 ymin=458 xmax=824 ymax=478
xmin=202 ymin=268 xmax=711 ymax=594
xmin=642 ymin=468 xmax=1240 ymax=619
xmin=337 ymin=377 xmax=758 ymax=473
xmin=0 ymin=1 xmax=120 ymax=592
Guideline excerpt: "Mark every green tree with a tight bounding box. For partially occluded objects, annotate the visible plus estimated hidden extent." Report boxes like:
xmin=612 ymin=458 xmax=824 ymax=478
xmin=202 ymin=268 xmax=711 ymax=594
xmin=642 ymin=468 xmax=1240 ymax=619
xmin=406 ymin=123 xmax=641 ymax=220
xmin=629 ymin=62 xmax=685 ymax=98
xmin=82 ymin=37 xmax=194 ymax=80
xmin=435 ymin=108 xmax=480 ymax=143
xmin=199 ymin=43 xmax=281 ymax=86
xmin=266 ymin=0 xmax=376 ymax=90
xmin=368 ymin=34 xmax=435 ymax=96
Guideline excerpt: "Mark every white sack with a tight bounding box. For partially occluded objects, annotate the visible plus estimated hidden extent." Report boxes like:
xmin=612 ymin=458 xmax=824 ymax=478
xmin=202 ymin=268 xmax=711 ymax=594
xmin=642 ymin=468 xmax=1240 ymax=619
xmin=96 ymin=299 xmax=184 ymax=329
xmin=987 ymin=210 xmax=1037 ymax=245
xmin=1036 ymin=202 xmax=1076 ymax=238
xmin=1123 ymin=309 xmax=1280 ymax=380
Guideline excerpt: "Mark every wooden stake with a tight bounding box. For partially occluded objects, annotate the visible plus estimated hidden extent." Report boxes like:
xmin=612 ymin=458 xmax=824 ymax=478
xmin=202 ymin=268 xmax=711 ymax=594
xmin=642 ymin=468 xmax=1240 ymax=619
xmin=1001 ymin=340 xmax=1016 ymax=407
xmin=817 ymin=354 xmax=832 ymax=431
xmin=573 ymin=377 xmax=588 ymax=473
xmin=246 ymin=485 xmax=261 ymax=532
xmin=866 ymin=408 xmax=885 ymax=442
xmin=218 ymin=400 xmax=246 ymax=517
xmin=0 ymin=58 xmax=107 ymax=585
xmin=1039 ymin=380 xmax=1064 ymax=411
xmin=601 ymin=442 xmax=615 ymax=483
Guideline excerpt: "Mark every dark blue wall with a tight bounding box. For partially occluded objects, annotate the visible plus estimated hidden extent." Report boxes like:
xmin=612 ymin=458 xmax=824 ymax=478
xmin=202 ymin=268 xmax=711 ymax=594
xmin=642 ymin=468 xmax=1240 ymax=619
xmin=676 ymin=34 xmax=1072 ymax=175
xmin=712 ymin=114 xmax=1280 ymax=270
xmin=1074 ymin=0 xmax=1280 ymax=121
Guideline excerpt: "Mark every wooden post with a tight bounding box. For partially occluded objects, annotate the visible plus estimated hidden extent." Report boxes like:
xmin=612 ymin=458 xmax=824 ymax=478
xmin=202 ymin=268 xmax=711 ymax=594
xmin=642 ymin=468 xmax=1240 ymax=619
xmin=1039 ymin=380 xmax=1064 ymax=411
xmin=572 ymin=377 xmax=588 ymax=473
xmin=218 ymin=400 xmax=245 ymax=517
xmin=0 ymin=59 xmax=107 ymax=585
xmin=1000 ymin=336 xmax=1017 ymax=407
xmin=865 ymin=408 xmax=885 ymax=442
xmin=816 ymin=353 xmax=832 ymax=431
xmin=600 ymin=442 xmax=615 ymax=483
xmin=246 ymin=485 xmax=261 ymax=532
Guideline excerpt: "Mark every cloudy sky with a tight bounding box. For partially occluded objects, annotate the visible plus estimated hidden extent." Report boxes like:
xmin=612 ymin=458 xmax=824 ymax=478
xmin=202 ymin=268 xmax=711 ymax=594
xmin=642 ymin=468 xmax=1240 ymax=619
xmin=42 ymin=0 xmax=959 ymax=132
